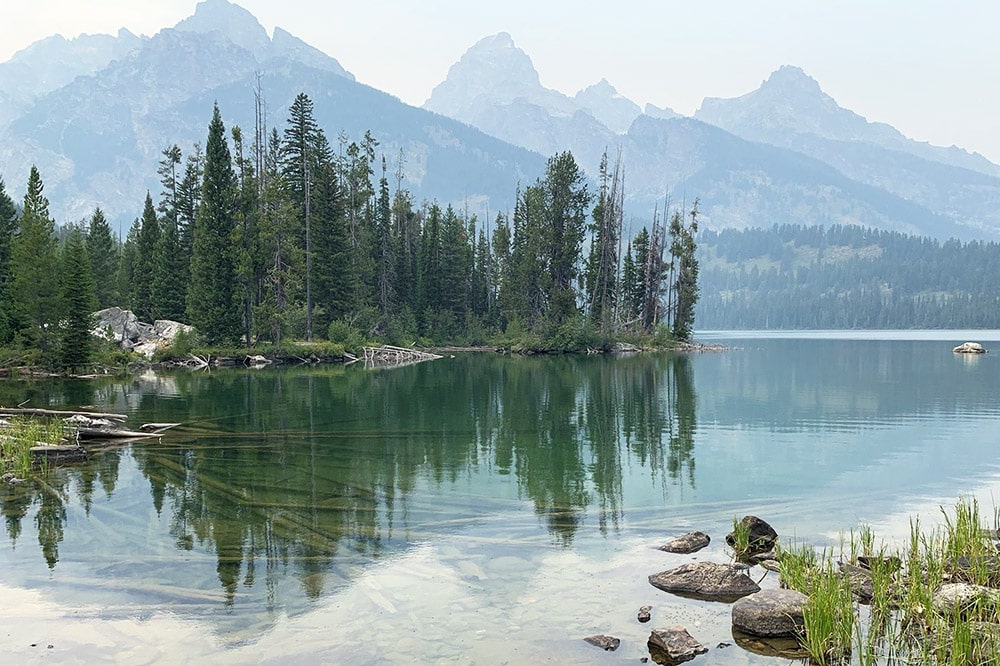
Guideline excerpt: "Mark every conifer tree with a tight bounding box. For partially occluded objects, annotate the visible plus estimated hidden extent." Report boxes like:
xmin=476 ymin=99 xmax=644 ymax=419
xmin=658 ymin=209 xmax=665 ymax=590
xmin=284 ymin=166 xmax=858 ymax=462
xmin=9 ymin=167 xmax=60 ymax=361
xmin=117 ymin=219 xmax=140 ymax=312
xmin=134 ymin=193 xmax=159 ymax=320
xmin=0 ymin=177 xmax=18 ymax=342
xmin=152 ymin=214 xmax=187 ymax=321
xmin=59 ymin=227 xmax=97 ymax=370
xmin=540 ymin=152 xmax=591 ymax=328
xmin=86 ymin=207 xmax=118 ymax=308
xmin=187 ymin=104 xmax=241 ymax=345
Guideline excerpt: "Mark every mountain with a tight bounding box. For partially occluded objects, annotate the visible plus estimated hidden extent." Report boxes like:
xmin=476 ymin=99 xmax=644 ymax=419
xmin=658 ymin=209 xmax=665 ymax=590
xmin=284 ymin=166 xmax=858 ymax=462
xmin=0 ymin=29 xmax=143 ymax=127
xmin=696 ymin=66 xmax=1000 ymax=178
xmin=0 ymin=0 xmax=543 ymax=229
xmin=693 ymin=65 xmax=1000 ymax=236
xmin=573 ymin=79 xmax=641 ymax=133
xmin=425 ymin=38 xmax=1000 ymax=240
xmin=423 ymin=32 xmax=633 ymax=167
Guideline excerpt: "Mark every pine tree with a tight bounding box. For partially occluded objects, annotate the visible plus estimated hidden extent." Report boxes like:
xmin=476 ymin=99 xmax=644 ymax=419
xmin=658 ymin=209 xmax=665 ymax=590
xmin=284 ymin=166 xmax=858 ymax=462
xmin=117 ymin=219 xmax=140 ymax=312
xmin=670 ymin=201 xmax=700 ymax=341
xmin=59 ymin=227 xmax=97 ymax=370
xmin=86 ymin=207 xmax=118 ymax=308
xmin=9 ymin=167 xmax=61 ymax=362
xmin=151 ymin=214 xmax=186 ymax=321
xmin=187 ymin=104 xmax=241 ymax=345
xmin=540 ymin=152 xmax=591 ymax=328
xmin=133 ymin=193 xmax=159 ymax=320
xmin=0 ymin=177 xmax=18 ymax=343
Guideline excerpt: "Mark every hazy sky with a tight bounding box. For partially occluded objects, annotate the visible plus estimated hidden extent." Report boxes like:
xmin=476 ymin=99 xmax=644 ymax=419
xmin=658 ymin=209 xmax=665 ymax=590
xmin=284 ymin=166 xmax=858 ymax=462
xmin=5 ymin=1 xmax=1000 ymax=162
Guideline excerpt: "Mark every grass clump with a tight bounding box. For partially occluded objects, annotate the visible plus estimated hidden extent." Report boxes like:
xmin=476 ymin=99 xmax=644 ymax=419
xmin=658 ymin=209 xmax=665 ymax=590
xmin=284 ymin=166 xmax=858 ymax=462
xmin=0 ymin=416 xmax=65 ymax=477
xmin=776 ymin=498 xmax=1000 ymax=665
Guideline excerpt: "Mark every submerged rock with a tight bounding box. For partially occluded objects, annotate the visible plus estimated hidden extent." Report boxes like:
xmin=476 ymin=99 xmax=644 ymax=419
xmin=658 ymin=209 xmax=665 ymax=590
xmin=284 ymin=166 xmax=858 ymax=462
xmin=638 ymin=605 xmax=652 ymax=623
xmin=726 ymin=516 xmax=778 ymax=556
xmin=648 ymin=562 xmax=760 ymax=601
xmin=583 ymin=634 xmax=620 ymax=651
xmin=647 ymin=626 xmax=707 ymax=664
xmin=731 ymin=588 xmax=807 ymax=637
xmin=660 ymin=531 xmax=711 ymax=554
xmin=953 ymin=341 xmax=987 ymax=354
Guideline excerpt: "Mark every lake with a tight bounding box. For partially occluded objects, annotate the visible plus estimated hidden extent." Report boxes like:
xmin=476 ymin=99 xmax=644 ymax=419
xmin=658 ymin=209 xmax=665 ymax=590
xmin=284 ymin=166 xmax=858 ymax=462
xmin=2 ymin=331 xmax=1000 ymax=664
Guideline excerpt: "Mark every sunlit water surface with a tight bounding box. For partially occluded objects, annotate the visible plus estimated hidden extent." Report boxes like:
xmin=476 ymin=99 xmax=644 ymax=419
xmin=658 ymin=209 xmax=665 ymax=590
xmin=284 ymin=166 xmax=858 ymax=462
xmin=3 ymin=331 xmax=1000 ymax=664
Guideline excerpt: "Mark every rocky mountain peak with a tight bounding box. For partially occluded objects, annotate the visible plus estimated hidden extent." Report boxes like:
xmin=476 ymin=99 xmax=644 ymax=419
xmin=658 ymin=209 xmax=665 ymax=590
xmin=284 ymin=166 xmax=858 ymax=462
xmin=174 ymin=0 xmax=270 ymax=59
xmin=759 ymin=65 xmax=824 ymax=96
xmin=574 ymin=78 xmax=641 ymax=134
xmin=423 ymin=32 xmax=574 ymax=119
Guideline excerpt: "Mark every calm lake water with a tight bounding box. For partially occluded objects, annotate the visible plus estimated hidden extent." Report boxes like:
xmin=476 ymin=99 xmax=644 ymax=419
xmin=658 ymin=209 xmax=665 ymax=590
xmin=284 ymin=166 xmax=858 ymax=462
xmin=3 ymin=331 xmax=1000 ymax=664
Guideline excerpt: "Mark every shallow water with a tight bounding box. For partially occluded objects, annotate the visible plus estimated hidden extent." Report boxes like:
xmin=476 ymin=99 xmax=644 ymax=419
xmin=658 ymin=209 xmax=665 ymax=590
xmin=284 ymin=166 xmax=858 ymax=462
xmin=2 ymin=332 xmax=1000 ymax=664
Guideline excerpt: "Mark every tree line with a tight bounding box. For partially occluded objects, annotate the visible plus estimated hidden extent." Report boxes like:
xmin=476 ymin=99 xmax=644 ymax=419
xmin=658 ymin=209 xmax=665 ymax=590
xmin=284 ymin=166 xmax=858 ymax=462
xmin=698 ymin=224 xmax=1000 ymax=329
xmin=0 ymin=92 xmax=699 ymax=370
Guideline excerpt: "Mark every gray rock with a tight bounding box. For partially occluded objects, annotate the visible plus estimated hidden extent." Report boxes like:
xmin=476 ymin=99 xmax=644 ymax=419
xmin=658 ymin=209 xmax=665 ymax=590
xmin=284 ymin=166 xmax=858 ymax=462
xmin=660 ymin=531 xmax=711 ymax=554
xmin=953 ymin=341 xmax=987 ymax=354
xmin=933 ymin=583 xmax=1000 ymax=616
xmin=647 ymin=626 xmax=707 ymax=664
xmin=726 ymin=515 xmax=778 ymax=556
xmin=638 ymin=605 xmax=652 ymax=623
xmin=839 ymin=562 xmax=874 ymax=604
xmin=583 ymin=634 xmax=620 ymax=651
xmin=91 ymin=307 xmax=194 ymax=359
xmin=731 ymin=588 xmax=807 ymax=637
xmin=649 ymin=562 xmax=760 ymax=601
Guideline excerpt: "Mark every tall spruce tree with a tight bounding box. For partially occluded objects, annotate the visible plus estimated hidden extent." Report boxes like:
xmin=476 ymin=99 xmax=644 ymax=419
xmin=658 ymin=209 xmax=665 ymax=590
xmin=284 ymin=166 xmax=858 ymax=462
xmin=187 ymin=104 xmax=241 ymax=345
xmin=152 ymin=213 xmax=187 ymax=321
xmin=282 ymin=93 xmax=319 ymax=339
xmin=541 ymin=151 xmax=591 ymax=328
xmin=0 ymin=177 xmax=18 ymax=342
xmin=134 ymin=193 xmax=159 ymax=320
xmin=60 ymin=227 xmax=97 ymax=370
xmin=86 ymin=207 xmax=118 ymax=308
xmin=10 ymin=166 xmax=60 ymax=361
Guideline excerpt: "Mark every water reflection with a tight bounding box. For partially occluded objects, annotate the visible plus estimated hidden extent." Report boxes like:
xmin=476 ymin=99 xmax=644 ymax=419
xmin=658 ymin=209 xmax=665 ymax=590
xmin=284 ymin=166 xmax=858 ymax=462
xmin=0 ymin=353 xmax=698 ymax=611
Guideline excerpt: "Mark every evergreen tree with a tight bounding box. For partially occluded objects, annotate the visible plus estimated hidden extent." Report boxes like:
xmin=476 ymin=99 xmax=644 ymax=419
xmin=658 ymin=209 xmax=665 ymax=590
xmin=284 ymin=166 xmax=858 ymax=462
xmin=670 ymin=202 xmax=700 ymax=341
xmin=175 ymin=143 xmax=203 ymax=291
xmin=133 ymin=193 xmax=159 ymax=320
xmin=374 ymin=157 xmax=395 ymax=331
xmin=187 ymin=104 xmax=241 ymax=345
xmin=86 ymin=207 xmax=118 ymax=308
xmin=59 ymin=227 xmax=97 ymax=370
xmin=9 ymin=166 xmax=60 ymax=361
xmin=151 ymin=213 xmax=186 ymax=321
xmin=540 ymin=152 xmax=591 ymax=328
xmin=117 ymin=219 xmax=140 ymax=312
xmin=0 ymin=177 xmax=18 ymax=343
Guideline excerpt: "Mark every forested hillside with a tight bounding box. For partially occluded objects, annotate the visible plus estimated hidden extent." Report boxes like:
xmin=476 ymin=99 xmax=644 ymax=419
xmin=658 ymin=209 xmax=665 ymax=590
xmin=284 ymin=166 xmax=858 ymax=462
xmin=698 ymin=224 xmax=1000 ymax=329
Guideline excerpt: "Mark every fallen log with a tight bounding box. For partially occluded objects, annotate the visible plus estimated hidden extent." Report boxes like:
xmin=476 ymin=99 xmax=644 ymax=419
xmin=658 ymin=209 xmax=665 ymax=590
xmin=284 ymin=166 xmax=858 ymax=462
xmin=0 ymin=407 xmax=128 ymax=421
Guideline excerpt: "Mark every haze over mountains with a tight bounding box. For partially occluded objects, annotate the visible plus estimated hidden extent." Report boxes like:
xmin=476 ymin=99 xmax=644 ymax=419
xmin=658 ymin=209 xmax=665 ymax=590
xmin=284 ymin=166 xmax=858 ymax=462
xmin=2 ymin=0 xmax=999 ymax=241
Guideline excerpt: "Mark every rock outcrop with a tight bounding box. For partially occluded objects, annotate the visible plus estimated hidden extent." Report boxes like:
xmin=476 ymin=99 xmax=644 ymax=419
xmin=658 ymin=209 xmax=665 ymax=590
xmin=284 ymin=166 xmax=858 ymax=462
xmin=91 ymin=307 xmax=194 ymax=358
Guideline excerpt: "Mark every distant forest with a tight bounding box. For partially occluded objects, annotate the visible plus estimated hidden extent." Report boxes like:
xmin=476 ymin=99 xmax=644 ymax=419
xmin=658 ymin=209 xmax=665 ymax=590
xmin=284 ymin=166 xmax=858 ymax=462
xmin=697 ymin=224 xmax=1000 ymax=329
xmin=0 ymin=92 xmax=699 ymax=369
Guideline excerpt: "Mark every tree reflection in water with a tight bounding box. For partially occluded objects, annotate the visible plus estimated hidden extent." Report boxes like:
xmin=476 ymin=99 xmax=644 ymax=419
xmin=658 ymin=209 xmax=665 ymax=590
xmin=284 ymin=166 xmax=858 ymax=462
xmin=0 ymin=354 xmax=697 ymax=604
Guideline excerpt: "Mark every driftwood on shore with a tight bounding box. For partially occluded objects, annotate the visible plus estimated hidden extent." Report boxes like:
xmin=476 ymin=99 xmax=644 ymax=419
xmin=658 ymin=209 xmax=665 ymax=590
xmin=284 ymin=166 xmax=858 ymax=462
xmin=362 ymin=345 xmax=443 ymax=368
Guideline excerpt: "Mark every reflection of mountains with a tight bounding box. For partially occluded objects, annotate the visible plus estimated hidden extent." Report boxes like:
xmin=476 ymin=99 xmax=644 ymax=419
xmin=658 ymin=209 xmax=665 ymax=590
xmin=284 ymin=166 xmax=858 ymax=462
xmin=1 ymin=354 xmax=697 ymax=609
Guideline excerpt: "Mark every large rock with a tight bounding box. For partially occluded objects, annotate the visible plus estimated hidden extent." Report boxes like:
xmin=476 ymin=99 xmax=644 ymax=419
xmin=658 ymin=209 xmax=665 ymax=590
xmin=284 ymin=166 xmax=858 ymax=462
xmin=649 ymin=562 xmax=760 ymax=601
xmin=953 ymin=341 xmax=987 ymax=354
xmin=91 ymin=307 xmax=194 ymax=358
xmin=647 ymin=626 xmax=707 ymax=665
xmin=726 ymin=516 xmax=778 ymax=556
xmin=731 ymin=588 xmax=807 ymax=637
xmin=660 ymin=531 xmax=711 ymax=554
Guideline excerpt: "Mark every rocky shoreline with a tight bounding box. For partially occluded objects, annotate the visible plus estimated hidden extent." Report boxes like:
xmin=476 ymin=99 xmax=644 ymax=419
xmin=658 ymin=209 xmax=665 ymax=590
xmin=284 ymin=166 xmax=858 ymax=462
xmin=585 ymin=502 xmax=1000 ymax=664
